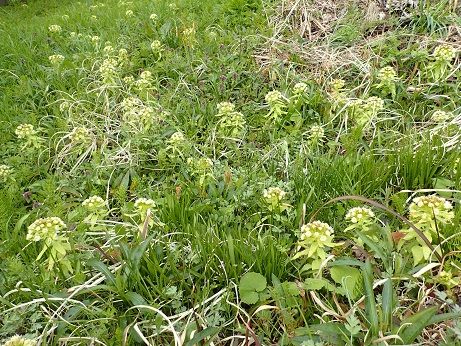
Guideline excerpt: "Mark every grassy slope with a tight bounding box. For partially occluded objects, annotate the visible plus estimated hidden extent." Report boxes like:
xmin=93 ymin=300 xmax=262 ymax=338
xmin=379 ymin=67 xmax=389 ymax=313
xmin=0 ymin=0 xmax=460 ymax=345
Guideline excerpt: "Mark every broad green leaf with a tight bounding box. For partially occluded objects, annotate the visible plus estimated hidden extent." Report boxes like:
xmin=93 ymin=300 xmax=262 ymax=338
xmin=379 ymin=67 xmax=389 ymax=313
xmin=330 ymin=265 xmax=362 ymax=299
xmin=239 ymin=272 xmax=267 ymax=305
xmin=363 ymin=260 xmax=379 ymax=337
xmin=397 ymin=306 xmax=437 ymax=344
xmin=185 ymin=327 xmax=220 ymax=346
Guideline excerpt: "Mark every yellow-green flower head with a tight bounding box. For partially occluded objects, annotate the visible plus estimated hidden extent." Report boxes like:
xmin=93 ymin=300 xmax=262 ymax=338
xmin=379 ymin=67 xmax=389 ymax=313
xmin=169 ymin=3 xmax=178 ymax=10
xmin=345 ymin=207 xmax=375 ymax=224
xmin=365 ymin=96 xmax=384 ymax=113
xmin=103 ymin=45 xmax=114 ymax=54
xmin=168 ymin=131 xmax=186 ymax=145
xmin=123 ymin=75 xmax=135 ymax=84
xmin=99 ymin=58 xmax=118 ymax=82
xmin=140 ymin=70 xmax=152 ymax=80
xmin=300 ymin=221 xmax=335 ymax=247
xmin=48 ymin=24 xmax=62 ymax=33
xmin=69 ymin=126 xmax=90 ymax=143
xmin=91 ymin=35 xmax=100 ymax=44
xmin=150 ymin=13 xmax=158 ymax=22
xmin=27 ymin=217 xmax=66 ymax=242
xmin=196 ymin=157 xmax=213 ymax=171
xmin=0 ymin=164 xmax=12 ymax=181
xmin=433 ymin=45 xmax=457 ymax=63
xmin=436 ymin=270 xmax=458 ymax=288
xmin=293 ymin=82 xmax=308 ymax=95
xmin=118 ymin=48 xmax=129 ymax=60
xmin=15 ymin=124 xmax=36 ymax=139
xmin=134 ymin=198 xmax=156 ymax=215
xmin=265 ymin=90 xmax=284 ymax=105
xmin=151 ymin=40 xmax=162 ymax=52
xmin=62 ymin=14 xmax=70 ymax=21
xmin=377 ymin=66 xmax=398 ymax=82
xmin=125 ymin=9 xmax=134 ymax=17
xmin=219 ymin=111 xmax=246 ymax=131
xmin=263 ymin=187 xmax=286 ymax=205
xmin=330 ymin=79 xmax=345 ymax=91
xmin=309 ymin=125 xmax=325 ymax=141
xmin=91 ymin=15 xmax=98 ymax=20
xmin=431 ymin=110 xmax=453 ymax=122
xmin=120 ymin=97 xmax=142 ymax=112
xmin=69 ymin=32 xmax=77 ymax=38
xmin=48 ymin=54 xmax=65 ymax=66
xmin=217 ymin=102 xmax=235 ymax=114
xmin=2 ymin=335 xmax=36 ymax=346
xmin=409 ymin=195 xmax=454 ymax=226
xmin=82 ymin=195 xmax=106 ymax=211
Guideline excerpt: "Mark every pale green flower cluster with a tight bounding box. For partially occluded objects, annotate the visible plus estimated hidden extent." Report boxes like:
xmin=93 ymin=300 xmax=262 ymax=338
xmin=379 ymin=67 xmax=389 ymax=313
xmin=120 ymin=97 xmax=155 ymax=128
xmin=0 ymin=164 xmax=12 ymax=182
xmin=62 ymin=14 xmax=69 ymax=20
xmin=69 ymin=127 xmax=91 ymax=143
xmin=48 ymin=24 xmax=62 ymax=33
xmin=431 ymin=110 xmax=453 ymax=122
xmin=27 ymin=217 xmax=66 ymax=242
xmin=265 ymin=90 xmax=287 ymax=122
xmin=15 ymin=124 xmax=36 ymax=139
xmin=293 ymin=82 xmax=308 ymax=95
xmin=345 ymin=207 xmax=375 ymax=224
xmin=187 ymin=157 xmax=213 ymax=185
xmin=295 ymin=221 xmax=336 ymax=260
xmin=118 ymin=48 xmax=129 ymax=62
xmin=135 ymin=70 xmax=153 ymax=90
xmin=99 ymin=58 xmax=118 ymax=83
xmin=348 ymin=96 xmax=384 ymax=126
xmin=433 ymin=45 xmax=457 ymax=63
xmin=330 ymin=79 xmax=345 ymax=91
xmin=168 ymin=131 xmax=186 ymax=146
xmin=2 ymin=335 xmax=36 ymax=346
xmin=265 ymin=90 xmax=284 ymax=106
xmin=82 ymin=195 xmax=106 ymax=212
xmin=308 ymin=125 xmax=325 ymax=143
xmin=216 ymin=102 xmax=245 ymax=136
xmin=134 ymin=198 xmax=156 ymax=218
xmin=150 ymin=13 xmax=158 ymax=22
xmin=49 ymin=54 xmax=65 ymax=66
xmin=125 ymin=10 xmax=134 ymax=17
xmin=103 ymin=45 xmax=114 ymax=55
xmin=409 ymin=195 xmax=454 ymax=229
xmin=151 ymin=40 xmax=163 ymax=53
xmin=91 ymin=35 xmax=100 ymax=44
xmin=263 ymin=187 xmax=286 ymax=204
xmin=182 ymin=27 xmax=196 ymax=47
xmin=377 ymin=66 xmax=398 ymax=83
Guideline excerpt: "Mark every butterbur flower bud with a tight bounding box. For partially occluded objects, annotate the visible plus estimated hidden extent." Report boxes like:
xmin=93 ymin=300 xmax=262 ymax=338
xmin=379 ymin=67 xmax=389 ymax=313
xmin=69 ymin=127 xmax=91 ymax=143
xmin=126 ymin=10 xmax=134 ymax=16
xmin=309 ymin=125 xmax=325 ymax=142
xmin=49 ymin=54 xmax=65 ymax=66
xmin=150 ymin=13 xmax=158 ymax=22
xmin=15 ymin=124 xmax=36 ymax=139
xmin=265 ymin=90 xmax=284 ymax=105
xmin=91 ymin=35 xmax=100 ymax=44
xmin=134 ymin=198 xmax=156 ymax=216
xmin=345 ymin=207 xmax=375 ymax=224
xmin=0 ymin=164 xmax=12 ymax=181
xmin=431 ymin=110 xmax=453 ymax=122
xmin=2 ymin=335 xmax=36 ymax=346
xmin=377 ymin=66 xmax=398 ymax=83
xmin=151 ymin=40 xmax=162 ymax=52
xmin=82 ymin=195 xmax=106 ymax=212
xmin=293 ymin=82 xmax=308 ymax=95
xmin=263 ymin=187 xmax=286 ymax=205
xmin=48 ymin=24 xmax=62 ymax=33
xmin=433 ymin=45 xmax=456 ymax=63
xmin=409 ymin=195 xmax=454 ymax=228
xmin=168 ymin=131 xmax=186 ymax=146
xmin=330 ymin=79 xmax=345 ymax=91
xmin=296 ymin=221 xmax=336 ymax=260
xmin=217 ymin=102 xmax=235 ymax=114
xmin=27 ymin=217 xmax=66 ymax=242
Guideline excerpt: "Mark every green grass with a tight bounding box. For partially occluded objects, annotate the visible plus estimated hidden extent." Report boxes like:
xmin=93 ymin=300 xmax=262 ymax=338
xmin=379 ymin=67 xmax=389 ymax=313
xmin=1 ymin=0 xmax=461 ymax=345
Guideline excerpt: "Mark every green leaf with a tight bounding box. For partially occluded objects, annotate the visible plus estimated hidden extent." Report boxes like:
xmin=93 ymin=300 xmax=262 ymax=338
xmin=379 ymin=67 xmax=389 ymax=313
xmin=87 ymin=259 xmax=116 ymax=285
xmin=397 ymin=307 xmax=437 ymax=344
xmin=304 ymin=278 xmax=336 ymax=292
xmin=363 ymin=260 xmax=379 ymax=337
xmin=239 ymin=272 xmax=267 ymax=305
xmin=330 ymin=265 xmax=362 ymax=299
xmin=185 ymin=327 xmax=220 ymax=346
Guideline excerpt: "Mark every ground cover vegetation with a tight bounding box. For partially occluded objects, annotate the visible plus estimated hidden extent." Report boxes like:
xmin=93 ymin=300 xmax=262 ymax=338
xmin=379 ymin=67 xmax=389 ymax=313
xmin=1 ymin=0 xmax=461 ymax=344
